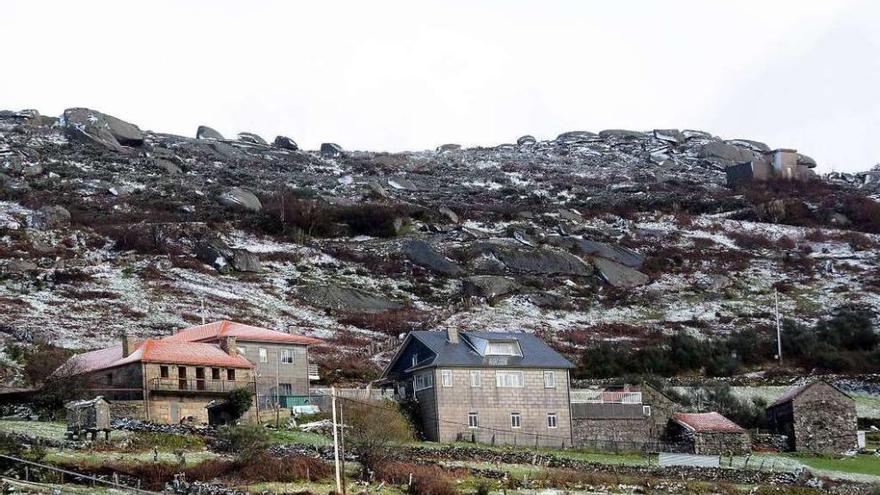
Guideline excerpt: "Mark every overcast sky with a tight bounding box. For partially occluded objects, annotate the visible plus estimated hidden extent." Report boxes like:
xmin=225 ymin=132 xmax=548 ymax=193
xmin=4 ymin=1 xmax=879 ymax=172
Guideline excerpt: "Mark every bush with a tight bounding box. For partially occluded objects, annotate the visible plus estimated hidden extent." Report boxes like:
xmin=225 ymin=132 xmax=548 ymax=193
xmin=343 ymin=400 xmax=414 ymax=478
xmin=215 ymin=423 xmax=270 ymax=459
xmin=235 ymin=452 xmax=330 ymax=482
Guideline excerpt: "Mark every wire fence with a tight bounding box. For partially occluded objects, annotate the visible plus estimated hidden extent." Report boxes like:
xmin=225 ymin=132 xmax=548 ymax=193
xmin=0 ymin=454 xmax=158 ymax=494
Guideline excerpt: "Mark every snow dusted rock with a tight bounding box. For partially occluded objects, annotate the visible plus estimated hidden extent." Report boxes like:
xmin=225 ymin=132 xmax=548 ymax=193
xmin=403 ymin=240 xmax=463 ymax=276
xmin=4 ymin=259 xmax=38 ymax=275
xmin=437 ymin=206 xmax=459 ymax=224
xmin=556 ymin=130 xmax=596 ymax=143
xmin=599 ymin=129 xmax=645 ymax=140
xmin=436 ymin=143 xmax=461 ymax=152
xmin=550 ymin=238 xmax=646 ymax=268
xmin=196 ymin=125 xmax=224 ymax=140
xmin=218 ymin=187 xmax=262 ymax=212
xmin=237 ymin=132 xmax=267 ymax=145
xmin=592 ymin=257 xmax=649 ymax=288
xmin=320 ymin=142 xmax=344 ymax=158
xmin=471 ymin=243 xmax=594 ymax=276
xmin=727 ymin=139 xmax=770 ymax=152
xmin=154 ymin=158 xmax=181 ymax=174
xmin=28 ymin=205 xmax=70 ymax=230
xmin=273 ymin=135 xmax=299 ymax=150
xmin=653 ymin=129 xmax=684 ymax=144
xmin=698 ymin=142 xmax=754 ymax=163
xmin=194 ymin=237 xmax=262 ymax=273
xmin=231 ymin=249 xmax=262 ymax=272
xmin=462 ymin=275 xmax=519 ymax=299
xmin=797 ymin=153 xmax=817 ymax=168
xmin=516 ymin=135 xmax=537 ymax=146
xmin=62 ymin=108 xmax=144 ymax=150
xmin=297 ymin=283 xmax=404 ymax=313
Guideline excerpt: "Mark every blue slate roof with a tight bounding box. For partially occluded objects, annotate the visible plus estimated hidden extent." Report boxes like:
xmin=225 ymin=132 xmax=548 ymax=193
xmin=405 ymin=331 xmax=574 ymax=369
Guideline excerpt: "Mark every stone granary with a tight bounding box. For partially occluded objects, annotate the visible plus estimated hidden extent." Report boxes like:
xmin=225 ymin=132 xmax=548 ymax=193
xmin=725 ymin=148 xmax=817 ymax=188
xmin=381 ymin=328 xmax=574 ymax=447
xmin=668 ymin=412 xmax=750 ymax=455
xmin=65 ymin=396 xmax=112 ymax=441
xmin=570 ymin=383 xmax=678 ymax=450
xmin=765 ymin=381 xmax=858 ymax=454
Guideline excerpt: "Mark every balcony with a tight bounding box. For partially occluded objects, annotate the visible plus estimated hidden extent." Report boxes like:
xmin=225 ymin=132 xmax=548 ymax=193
xmin=308 ymin=364 xmax=320 ymax=381
xmin=149 ymin=377 xmax=252 ymax=394
xmin=570 ymin=390 xmax=643 ymax=404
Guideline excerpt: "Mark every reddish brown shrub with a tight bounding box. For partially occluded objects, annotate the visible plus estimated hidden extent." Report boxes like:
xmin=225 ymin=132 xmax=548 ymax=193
xmin=52 ymin=269 xmax=94 ymax=285
xmin=338 ymin=309 xmax=435 ymax=336
xmin=236 ymin=453 xmax=330 ymax=483
xmin=375 ymin=462 xmax=459 ymax=495
xmin=727 ymin=231 xmax=775 ymax=250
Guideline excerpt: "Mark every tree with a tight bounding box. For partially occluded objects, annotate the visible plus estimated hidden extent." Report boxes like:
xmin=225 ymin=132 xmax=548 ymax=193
xmin=225 ymin=387 xmax=254 ymax=421
xmin=343 ymin=399 xmax=413 ymax=479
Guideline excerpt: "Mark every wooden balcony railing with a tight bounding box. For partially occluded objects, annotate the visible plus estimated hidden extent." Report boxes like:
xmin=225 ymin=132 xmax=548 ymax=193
xmin=149 ymin=377 xmax=251 ymax=394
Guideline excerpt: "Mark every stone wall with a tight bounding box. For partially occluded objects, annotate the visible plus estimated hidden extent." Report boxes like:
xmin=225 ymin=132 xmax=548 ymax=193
xmin=692 ymin=431 xmax=751 ymax=455
xmin=108 ymin=400 xmax=146 ymax=420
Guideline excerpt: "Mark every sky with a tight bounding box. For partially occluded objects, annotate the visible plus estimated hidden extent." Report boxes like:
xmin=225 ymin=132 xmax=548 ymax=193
xmin=3 ymin=0 xmax=879 ymax=173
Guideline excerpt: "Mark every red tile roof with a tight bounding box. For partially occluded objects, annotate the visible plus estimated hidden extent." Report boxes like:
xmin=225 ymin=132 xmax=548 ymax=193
xmin=672 ymin=412 xmax=746 ymax=434
xmin=57 ymin=339 xmax=253 ymax=376
xmin=163 ymin=320 xmax=322 ymax=346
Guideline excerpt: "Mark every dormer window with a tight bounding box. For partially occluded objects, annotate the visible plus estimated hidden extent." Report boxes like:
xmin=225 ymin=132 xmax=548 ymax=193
xmin=485 ymin=341 xmax=522 ymax=357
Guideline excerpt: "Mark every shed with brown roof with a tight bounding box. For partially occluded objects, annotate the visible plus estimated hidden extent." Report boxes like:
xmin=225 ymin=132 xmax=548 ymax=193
xmin=668 ymin=412 xmax=750 ymax=455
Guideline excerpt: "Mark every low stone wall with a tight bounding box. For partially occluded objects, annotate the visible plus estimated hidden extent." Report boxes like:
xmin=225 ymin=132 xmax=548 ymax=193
xmin=108 ymin=400 xmax=145 ymax=421
xmin=693 ymin=432 xmax=751 ymax=456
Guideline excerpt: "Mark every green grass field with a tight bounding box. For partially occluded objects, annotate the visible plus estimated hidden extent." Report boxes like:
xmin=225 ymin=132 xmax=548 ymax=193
xmin=785 ymin=454 xmax=880 ymax=477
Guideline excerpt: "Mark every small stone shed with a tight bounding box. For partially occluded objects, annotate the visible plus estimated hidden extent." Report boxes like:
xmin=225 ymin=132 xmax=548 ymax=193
xmin=669 ymin=412 xmax=750 ymax=455
xmin=65 ymin=396 xmax=112 ymax=440
xmin=766 ymin=381 xmax=857 ymax=453
xmin=571 ymin=383 xmax=678 ymax=449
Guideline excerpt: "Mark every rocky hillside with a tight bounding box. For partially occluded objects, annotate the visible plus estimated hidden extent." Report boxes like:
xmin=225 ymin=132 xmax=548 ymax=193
xmin=1 ymin=108 xmax=879 ymax=382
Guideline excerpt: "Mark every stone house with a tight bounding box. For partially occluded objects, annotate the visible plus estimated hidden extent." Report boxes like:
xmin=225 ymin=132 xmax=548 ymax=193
xmin=161 ymin=321 xmax=322 ymax=411
xmin=725 ymin=148 xmax=817 ymax=188
xmin=571 ymin=383 xmax=678 ymax=450
xmin=381 ymin=329 xmax=573 ymax=448
xmin=766 ymin=381 xmax=857 ymax=453
xmin=669 ymin=412 xmax=750 ymax=455
xmin=56 ymin=335 xmax=255 ymax=424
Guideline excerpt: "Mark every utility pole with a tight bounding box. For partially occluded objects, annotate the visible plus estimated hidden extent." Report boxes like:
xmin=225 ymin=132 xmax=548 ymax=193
xmin=331 ymin=387 xmax=342 ymax=494
xmin=339 ymin=399 xmax=347 ymax=495
xmin=200 ymin=296 xmax=206 ymax=325
xmin=775 ymin=288 xmax=783 ymax=364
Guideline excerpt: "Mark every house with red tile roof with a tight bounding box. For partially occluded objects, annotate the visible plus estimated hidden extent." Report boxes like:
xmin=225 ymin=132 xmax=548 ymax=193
xmin=669 ymin=412 xmax=750 ymax=455
xmin=56 ymin=335 xmax=255 ymax=424
xmin=163 ymin=321 xmax=322 ymax=411
xmin=54 ymin=320 xmax=322 ymax=424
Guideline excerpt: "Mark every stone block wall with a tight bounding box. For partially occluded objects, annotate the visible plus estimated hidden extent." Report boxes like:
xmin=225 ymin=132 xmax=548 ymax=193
xmin=791 ymin=383 xmax=857 ymax=453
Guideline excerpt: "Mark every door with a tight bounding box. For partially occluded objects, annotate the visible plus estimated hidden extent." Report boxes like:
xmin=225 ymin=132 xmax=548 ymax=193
xmin=196 ymin=367 xmax=205 ymax=390
xmin=178 ymin=366 xmax=187 ymax=390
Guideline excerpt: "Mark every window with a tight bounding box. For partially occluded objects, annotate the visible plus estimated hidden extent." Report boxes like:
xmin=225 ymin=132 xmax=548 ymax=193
xmin=280 ymin=349 xmax=294 ymax=364
xmin=643 ymin=406 xmax=652 ymax=417
xmin=468 ymin=412 xmax=479 ymax=428
xmin=259 ymin=348 xmax=268 ymax=363
xmin=211 ymin=368 xmax=220 ymax=380
xmin=227 ymin=369 xmax=236 ymax=381
xmin=470 ymin=370 xmax=482 ymax=388
xmin=411 ymin=354 xmax=418 ymax=367
xmin=160 ymin=366 xmax=169 ymax=378
xmin=547 ymin=412 xmax=558 ymax=428
xmin=105 ymin=373 xmax=113 ymax=385
xmin=510 ymin=412 xmax=521 ymax=428
xmin=278 ymin=383 xmax=293 ymax=396
xmin=441 ymin=370 xmax=453 ymax=387
xmin=496 ymin=371 xmax=524 ymax=388
xmin=414 ymin=372 xmax=433 ymax=391
xmin=485 ymin=341 xmax=522 ymax=356
xmin=543 ymin=371 xmax=556 ymax=388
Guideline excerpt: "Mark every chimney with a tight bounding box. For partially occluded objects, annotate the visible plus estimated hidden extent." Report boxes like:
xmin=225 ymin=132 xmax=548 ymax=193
xmin=121 ymin=335 xmax=134 ymax=357
xmin=221 ymin=336 xmax=238 ymax=357
xmin=447 ymin=328 xmax=460 ymax=344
